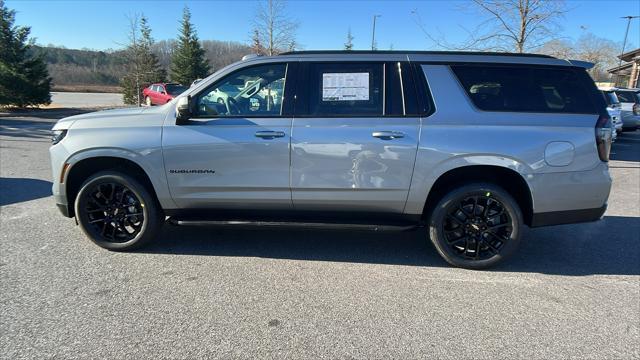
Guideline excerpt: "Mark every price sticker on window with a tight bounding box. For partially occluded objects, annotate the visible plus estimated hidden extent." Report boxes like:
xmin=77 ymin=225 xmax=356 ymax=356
xmin=322 ymin=72 xmax=370 ymax=101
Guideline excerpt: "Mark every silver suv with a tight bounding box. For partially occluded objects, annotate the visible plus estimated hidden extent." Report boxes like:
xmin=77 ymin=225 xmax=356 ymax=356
xmin=49 ymin=51 xmax=613 ymax=269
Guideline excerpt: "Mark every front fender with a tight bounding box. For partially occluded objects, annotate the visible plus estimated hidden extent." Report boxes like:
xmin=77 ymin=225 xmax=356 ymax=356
xmin=61 ymin=147 xmax=176 ymax=209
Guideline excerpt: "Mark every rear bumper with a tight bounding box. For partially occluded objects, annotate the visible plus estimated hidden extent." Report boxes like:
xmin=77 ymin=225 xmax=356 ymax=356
xmin=530 ymin=204 xmax=607 ymax=227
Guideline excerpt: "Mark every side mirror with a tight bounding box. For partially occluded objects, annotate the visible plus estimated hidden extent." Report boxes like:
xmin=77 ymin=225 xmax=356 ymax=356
xmin=175 ymin=96 xmax=192 ymax=125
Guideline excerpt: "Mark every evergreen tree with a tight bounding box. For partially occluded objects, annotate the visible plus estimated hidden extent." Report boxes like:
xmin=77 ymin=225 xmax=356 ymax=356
xmin=139 ymin=16 xmax=166 ymax=83
xmin=120 ymin=14 xmax=165 ymax=105
xmin=170 ymin=6 xmax=210 ymax=85
xmin=344 ymin=28 xmax=354 ymax=50
xmin=0 ymin=0 xmax=51 ymax=108
xmin=251 ymin=28 xmax=265 ymax=55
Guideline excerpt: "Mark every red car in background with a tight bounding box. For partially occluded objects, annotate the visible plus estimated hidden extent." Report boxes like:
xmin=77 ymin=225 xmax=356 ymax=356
xmin=142 ymin=83 xmax=188 ymax=106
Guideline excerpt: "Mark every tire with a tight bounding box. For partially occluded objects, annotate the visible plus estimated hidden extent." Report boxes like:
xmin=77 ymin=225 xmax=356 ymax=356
xmin=145 ymin=96 xmax=152 ymax=106
xmin=74 ymin=171 xmax=163 ymax=251
xmin=427 ymin=183 xmax=523 ymax=270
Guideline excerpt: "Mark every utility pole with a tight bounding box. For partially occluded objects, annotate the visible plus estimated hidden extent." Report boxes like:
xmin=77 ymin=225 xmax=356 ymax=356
xmin=615 ymin=15 xmax=639 ymax=86
xmin=371 ymin=15 xmax=381 ymax=50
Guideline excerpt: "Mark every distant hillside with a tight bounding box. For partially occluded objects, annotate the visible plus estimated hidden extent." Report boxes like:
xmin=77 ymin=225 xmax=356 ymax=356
xmin=31 ymin=40 xmax=252 ymax=92
xmin=30 ymin=46 xmax=126 ymax=92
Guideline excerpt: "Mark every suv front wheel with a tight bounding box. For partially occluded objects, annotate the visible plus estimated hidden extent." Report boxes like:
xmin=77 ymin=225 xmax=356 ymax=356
xmin=428 ymin=183 xmax=523 ymax=269
xmin=74 ymin=171 xmax=163 ymax=251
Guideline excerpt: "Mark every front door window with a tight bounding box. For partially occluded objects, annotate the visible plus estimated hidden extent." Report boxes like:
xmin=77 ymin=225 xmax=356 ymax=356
xmin=195 ymin=64 xmax=287 ymax=117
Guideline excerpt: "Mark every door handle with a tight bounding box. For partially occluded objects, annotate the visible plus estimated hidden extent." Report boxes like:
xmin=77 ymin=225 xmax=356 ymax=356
xmin=372 ymin=131 xmax=405 ymax=140
xmin=255 ymin=131 xmax=286 ymax=139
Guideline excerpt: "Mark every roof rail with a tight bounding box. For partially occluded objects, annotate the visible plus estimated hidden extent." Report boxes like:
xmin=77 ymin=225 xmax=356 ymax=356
xmin=241 ymin=54 xmax=261 ymax=61
xmin=279 ymin=50 xmax=555 ymax=59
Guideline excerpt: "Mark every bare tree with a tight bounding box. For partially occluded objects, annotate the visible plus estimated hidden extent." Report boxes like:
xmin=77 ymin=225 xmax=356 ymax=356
xmin=344 ymin=27 xmax=354 ymax=50
xmin=251 ymin=0 xmax=299 ymax=55
xmin=413 ymin=1 xmax=566 ymax=52
xmin=536 ymin=38 xmax=573 ymax=58
xmin=537 ymin=33 xmax=620 ymax=81
xmin=470 ymin=0 xmax=567 ymax=52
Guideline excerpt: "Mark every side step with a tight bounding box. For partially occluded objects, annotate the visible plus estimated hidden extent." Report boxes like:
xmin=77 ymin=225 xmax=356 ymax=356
xmin=167 ymin=218 xmax=422 ymax=232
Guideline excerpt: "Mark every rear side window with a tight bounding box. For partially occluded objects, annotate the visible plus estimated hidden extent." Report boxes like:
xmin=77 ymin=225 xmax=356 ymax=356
xmin=452 ymin=65 xmax=597 ymax=114
xmin=307 ymin=63 xmax=383 ymax=116
xmin=614 ymin=91 xmax=639 ymax=103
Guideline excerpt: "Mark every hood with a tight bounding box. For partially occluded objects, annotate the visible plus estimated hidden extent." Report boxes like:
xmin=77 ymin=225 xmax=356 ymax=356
xmin=52 ymin=107 xmax=153 ymax=130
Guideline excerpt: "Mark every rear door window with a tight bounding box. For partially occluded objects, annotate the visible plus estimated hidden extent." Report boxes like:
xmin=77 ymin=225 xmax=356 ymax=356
xmin=452 ymin=65 xmax=598 ymax=114
xmin=306 ymin=63 xmax=384 ymax=116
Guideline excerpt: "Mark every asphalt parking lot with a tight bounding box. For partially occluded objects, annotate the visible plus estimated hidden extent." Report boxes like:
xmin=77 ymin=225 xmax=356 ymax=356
xmin=0 ymin=112 xmax=638 ymax=359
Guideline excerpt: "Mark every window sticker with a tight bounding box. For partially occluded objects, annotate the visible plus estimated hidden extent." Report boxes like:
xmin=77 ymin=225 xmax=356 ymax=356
xmin=322 ymin=72 xmax=369 ymax=101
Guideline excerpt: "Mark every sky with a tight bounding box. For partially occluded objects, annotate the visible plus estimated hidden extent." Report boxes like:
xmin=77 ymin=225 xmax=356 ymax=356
xmin=6 ymin=0 xmax=640 ymax=52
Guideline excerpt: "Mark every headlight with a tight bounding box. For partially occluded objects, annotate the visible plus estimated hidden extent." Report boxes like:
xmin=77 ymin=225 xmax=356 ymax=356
xmin=51 ymin=130 xmax=67 ymax=145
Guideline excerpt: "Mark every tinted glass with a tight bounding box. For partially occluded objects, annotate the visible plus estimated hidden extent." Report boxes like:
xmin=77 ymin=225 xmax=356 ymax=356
xmin=166 ymin=84 xmax=188 ymax=95
xmin=614 ymin=91 xmax=639 ymax=103
xmin=308 ymin=63 xmax=383 ymax=116
xmin=196 ymin=63 xmax=287 ymax=117
xmin=602 ymin=91 xmax=619 ymax=106
xmin=452 ymin=65 xmax=597 ymax=114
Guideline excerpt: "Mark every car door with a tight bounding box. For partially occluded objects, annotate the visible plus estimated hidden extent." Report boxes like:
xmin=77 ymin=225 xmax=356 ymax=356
xmin=162 ymin=62 xmax=294 ymax=210
xmin=291 ymin=61 xmax=420 ymax=213
xmin=157 ymin=85 xmax=168 ymax=104
xmin=150 ymin=85 xmax=161 ymax=104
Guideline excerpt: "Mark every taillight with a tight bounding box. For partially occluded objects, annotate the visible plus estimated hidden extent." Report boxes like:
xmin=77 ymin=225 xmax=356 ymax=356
xmin=595 ymin=115 xmax=612 ymax=162
xmin=633 ymin=103 xmax=640 ymax=116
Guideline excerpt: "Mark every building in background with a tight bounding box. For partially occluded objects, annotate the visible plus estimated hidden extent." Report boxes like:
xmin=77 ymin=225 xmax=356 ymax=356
xmin=609 ymin=48 xmax=640 ymax=88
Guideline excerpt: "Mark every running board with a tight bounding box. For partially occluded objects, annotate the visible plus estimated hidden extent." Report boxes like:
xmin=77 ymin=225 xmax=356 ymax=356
xmin=167 ymin=218 xmax=422 ymax=232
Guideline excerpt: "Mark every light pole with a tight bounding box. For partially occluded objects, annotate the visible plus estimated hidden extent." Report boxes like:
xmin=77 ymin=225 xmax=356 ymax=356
xmin=616 ymin=15 xmax=639 ymax=86
xmin=371 ymin=15 xmax=381 ymax=50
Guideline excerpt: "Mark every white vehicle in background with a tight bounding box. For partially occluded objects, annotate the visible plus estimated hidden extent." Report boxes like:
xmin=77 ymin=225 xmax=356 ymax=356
xmin=612 ymin=88 xmax=640 ymax=131
xmin=599 ymin=89 xmax=622 ymax=140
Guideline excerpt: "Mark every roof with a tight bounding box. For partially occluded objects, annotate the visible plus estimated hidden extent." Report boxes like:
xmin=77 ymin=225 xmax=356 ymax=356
xmin=608 ymin=62 xmax=634 ymax=74
xmin=259 ymin=50 xmax=571 ymax=67
xmin=618 ymin=48 xmax=640 ymax=62
xmin=280 ymin=50 xmax=555 ymax=59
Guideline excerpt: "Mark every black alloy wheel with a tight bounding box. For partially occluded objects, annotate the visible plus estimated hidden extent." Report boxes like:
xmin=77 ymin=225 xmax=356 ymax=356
xmin=442 ymin=194 xmax=513 ymax=260
xmin=83 ymin=182 xmax=144 ymax=243
xmin=428 ymin=183 xmax=523 ymax=269
xmin=75 ymin=171 xmax=163 ymax=251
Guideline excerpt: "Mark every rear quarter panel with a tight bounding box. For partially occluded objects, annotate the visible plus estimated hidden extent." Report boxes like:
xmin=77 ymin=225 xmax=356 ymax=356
xmin=405 ymin=64 xmax=609 ymax=215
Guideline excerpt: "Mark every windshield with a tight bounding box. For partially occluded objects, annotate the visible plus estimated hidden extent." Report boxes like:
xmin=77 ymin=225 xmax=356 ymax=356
xmin=165 ymin=84 xmax=188 ymax=95
xmin=602 ymin=91 xmax=620 ymax=106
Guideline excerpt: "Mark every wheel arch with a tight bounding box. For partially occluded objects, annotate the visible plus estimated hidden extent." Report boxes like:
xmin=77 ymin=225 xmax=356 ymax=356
xmin=421 ymin=165 xmax=534 ymax=226
xmin=64 ymin=154 xmax=162 ymax=217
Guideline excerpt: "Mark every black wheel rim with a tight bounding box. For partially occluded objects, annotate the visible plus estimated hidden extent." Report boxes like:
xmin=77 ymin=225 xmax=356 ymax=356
xmin=442 ymin=194 xmax=513 ymax=261
xmin=83 ymin=182 xmax=144 ymax=243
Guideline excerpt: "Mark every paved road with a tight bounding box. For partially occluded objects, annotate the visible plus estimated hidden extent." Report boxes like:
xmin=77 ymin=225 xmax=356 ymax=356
xmin=49 ymin=92 xmax=124 ymax=108
xmin=1 ymin=114 xmax=638 ymax=359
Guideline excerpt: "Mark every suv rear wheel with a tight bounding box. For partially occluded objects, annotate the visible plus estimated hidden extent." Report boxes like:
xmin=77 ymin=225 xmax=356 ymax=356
xmin=428 ymin=183 xmax=522 ymax=269
xmin=74 ymin=171 xmax=163 ymax=251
